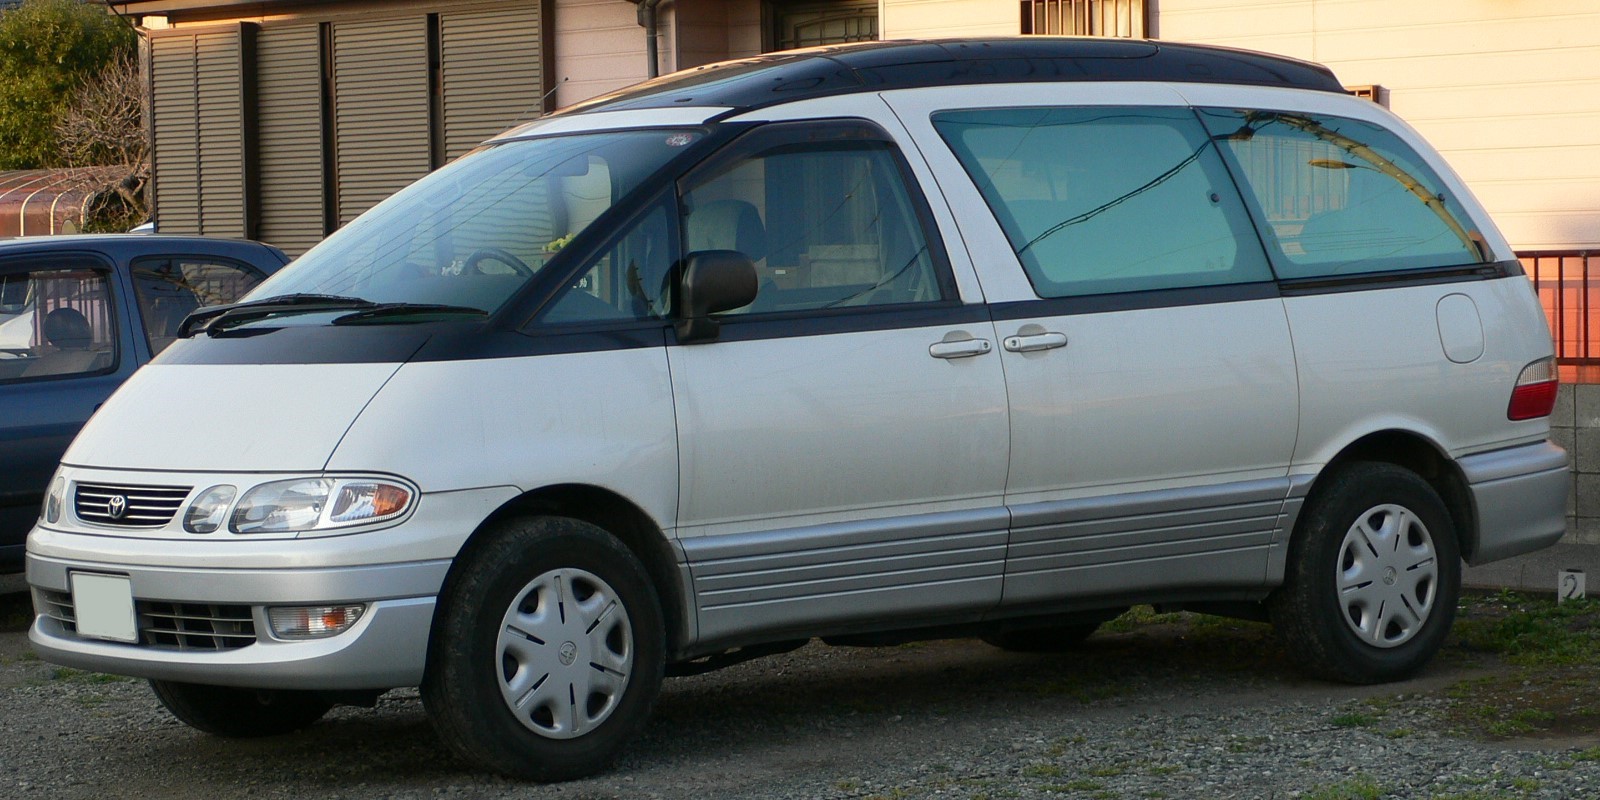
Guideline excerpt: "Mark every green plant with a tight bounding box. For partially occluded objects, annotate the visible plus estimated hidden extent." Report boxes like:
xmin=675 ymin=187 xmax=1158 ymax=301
xmin=0 ymin=0 xmax=134 ymax=169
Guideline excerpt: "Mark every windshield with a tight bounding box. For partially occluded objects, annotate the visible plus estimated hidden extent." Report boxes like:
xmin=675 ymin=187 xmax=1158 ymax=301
xmin=247 ymin=129 xmax=702 ymax=315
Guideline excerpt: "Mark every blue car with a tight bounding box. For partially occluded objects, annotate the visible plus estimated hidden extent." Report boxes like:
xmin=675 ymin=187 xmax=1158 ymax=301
xmin=0 ymin=235 xmax=288 ymax=571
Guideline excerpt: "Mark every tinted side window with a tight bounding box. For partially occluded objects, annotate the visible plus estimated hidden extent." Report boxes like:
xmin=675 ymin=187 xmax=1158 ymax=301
xmin=540 ymin=199 xmax=675 ymax=324
xmin=0 ymin=267 xmax=117 ymax=383
xmin=933 ymin=107 xmax=1272 ymax=298
xmin=131 ymin=258 xmax=267 ymax=355
xmin=682 ymin=139 xmax=944 ymax=314
xmin=1199 ymin=109 xmax=1486 ymax=278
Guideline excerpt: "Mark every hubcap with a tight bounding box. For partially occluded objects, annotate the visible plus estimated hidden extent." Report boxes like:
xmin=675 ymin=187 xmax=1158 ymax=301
xmin=1336 ymin=503 xmax=1438 ymax=648
xmin=495 ymin=568 xmax=633 ymax=739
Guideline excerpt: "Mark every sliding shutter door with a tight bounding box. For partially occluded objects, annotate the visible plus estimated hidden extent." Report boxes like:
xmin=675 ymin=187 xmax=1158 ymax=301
xmin=440 ymin=4 xmax=544 ymax=161
xmin=255 ymin=24 xmax=325 ymax=256
xmin=150 ymin=26 xmax=252 ymax=237
xmin=332 ymin=17 xmax=431 ymax=225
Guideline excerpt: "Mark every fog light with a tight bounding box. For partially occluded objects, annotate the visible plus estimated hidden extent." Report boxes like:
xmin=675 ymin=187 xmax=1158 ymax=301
xmin=268 ymin=605 xmax=366 ymax=639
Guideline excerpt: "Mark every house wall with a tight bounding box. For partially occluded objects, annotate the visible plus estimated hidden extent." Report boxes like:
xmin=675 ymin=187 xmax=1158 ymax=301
xmin=553 ymin=0 xmax=649 ymax=107
xmin=879 ymin=0 xmax=1015 ymax=39
xmin=1155 ymin=0 xmax=1600 ymax=252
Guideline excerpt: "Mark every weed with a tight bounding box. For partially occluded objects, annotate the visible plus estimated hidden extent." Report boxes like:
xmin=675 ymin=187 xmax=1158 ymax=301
xmin=1023 ymin=764 xmax=1065 ymax=779
xmin=1304 ymin=775 xmax=1382 ymax=800
xmin=1331 ymin=712 xmax=1379 ymax=728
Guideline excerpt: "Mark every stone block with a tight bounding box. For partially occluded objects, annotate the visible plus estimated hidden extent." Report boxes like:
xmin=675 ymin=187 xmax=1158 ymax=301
xmin=1552 ymin=426 xmax=1577 ymax=471
xmin=1552 ymin=383 xmax=1577 ymax=429
xmin=1577 ymin=474 xmax=1600 ymax=517
xmin=1566 ymin=516 xmax=1600 ymax=545
xmin=1578 ymin=428 xmax=1600 ymax=474
xmin=1576 ymin=384 xmax=1600 ymax=428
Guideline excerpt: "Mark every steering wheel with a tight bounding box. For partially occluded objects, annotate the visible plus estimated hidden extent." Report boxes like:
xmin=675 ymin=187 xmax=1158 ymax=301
xmin=462 ymin=247 xmax=534 ymax=277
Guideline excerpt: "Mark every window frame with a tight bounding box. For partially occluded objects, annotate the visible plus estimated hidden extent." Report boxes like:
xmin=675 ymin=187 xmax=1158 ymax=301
xmin=128 ymin=254 xmax=270 ymax=358
xmin=0 ymin=254 xmax=124 ymax=386
xmin=670 ymin=118 xmax=964 ymax=330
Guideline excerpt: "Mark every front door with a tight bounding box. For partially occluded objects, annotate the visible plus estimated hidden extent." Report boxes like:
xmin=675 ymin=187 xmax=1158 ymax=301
xmin=665 ymin=121 xmax=1011 ymax=644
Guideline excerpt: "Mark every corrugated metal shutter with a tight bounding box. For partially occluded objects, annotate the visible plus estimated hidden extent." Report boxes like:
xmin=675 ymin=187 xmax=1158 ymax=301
xmin=255 ymin=24 xmax=325 ymax=256
xmin=150 ymin=27 xmax=250 ymax=238
xmin=332 ymin=17 xmax=431 ymax=225
xmin=440 ymin=4 xmax=544 ymax=161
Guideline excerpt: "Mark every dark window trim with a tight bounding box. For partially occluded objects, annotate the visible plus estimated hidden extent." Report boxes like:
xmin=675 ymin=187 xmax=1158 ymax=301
xmin=0 ymin=253 xmax=124 ymax=386
xmin=989 ymin=281 xmax=1279 ymax=321
xmin=1277 ymin=260 xmax=1522 ymax=297
xmin=691 ymin=300 xmax=989 ymax=344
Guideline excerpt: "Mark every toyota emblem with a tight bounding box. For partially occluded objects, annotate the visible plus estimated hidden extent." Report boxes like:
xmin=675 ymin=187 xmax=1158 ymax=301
xmin=106 ymin=494 xmax=128 ymax=520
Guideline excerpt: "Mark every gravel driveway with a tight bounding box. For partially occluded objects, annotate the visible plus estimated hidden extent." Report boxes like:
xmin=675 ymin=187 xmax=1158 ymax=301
xmin=3 ymin=582 xmax=1597 ymax=800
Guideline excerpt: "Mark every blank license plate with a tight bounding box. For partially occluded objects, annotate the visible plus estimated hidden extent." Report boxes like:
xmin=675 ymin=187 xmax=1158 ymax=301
xmin=70 ymin=572 xmax=138 ymax=643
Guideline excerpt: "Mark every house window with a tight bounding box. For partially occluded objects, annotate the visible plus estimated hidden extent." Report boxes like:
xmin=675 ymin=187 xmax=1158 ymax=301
xmin=1020 ymin=0 xmax=1145 ymax=37
xmin=774 ymin=1 xmax=878 ymax=50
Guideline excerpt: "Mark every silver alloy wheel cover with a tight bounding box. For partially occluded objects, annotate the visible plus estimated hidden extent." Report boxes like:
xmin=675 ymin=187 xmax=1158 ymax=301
xmin=495 ymin=567 xmax=634 ymax=739
xmin=1336 ymin=503 xmax=1439 ymax=648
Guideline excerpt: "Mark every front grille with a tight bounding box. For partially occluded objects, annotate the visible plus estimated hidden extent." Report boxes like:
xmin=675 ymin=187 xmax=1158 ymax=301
xmin=74 ymin=483 xmax=191 ymax=528
xmin=39 ymin=590 xmax=257 ymax=650
xmin=140 ymin=602 xmax=256 ymax=650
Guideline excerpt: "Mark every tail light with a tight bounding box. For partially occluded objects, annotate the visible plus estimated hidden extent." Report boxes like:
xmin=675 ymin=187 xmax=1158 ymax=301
xmin=1508 ymin=356 xmax=1558 ymax=421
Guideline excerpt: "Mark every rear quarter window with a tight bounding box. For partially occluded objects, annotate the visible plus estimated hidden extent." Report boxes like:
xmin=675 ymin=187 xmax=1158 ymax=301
xmin=1198 ymin=108 xmax=1487 ymax=278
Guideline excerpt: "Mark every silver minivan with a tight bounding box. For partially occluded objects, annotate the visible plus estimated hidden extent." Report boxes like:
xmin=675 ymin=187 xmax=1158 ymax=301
xmin=26 ymin=38 xmax=1568 ymax=780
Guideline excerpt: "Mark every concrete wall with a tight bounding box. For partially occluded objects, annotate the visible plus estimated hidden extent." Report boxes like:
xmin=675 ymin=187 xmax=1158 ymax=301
xmin=1553 ymin=384 xmax=1597 ymax=545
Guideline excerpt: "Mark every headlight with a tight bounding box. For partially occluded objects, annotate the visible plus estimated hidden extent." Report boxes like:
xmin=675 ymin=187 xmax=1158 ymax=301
xmin=232 ymin=478 xmax=332 ymax=533
xmin=227 ymin=477 xmax=414 ymax=534
xmin=42 ymin=475 xmax=64 ymax=524
xmin=183 ymin=485 xmax=237 ymax=533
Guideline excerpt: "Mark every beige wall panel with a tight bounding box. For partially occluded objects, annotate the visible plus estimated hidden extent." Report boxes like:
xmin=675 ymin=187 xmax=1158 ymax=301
xmin=728 ymin=1 xmax=761 ymax=57
xmin=673 ymin=0 xmax=732 ymax=69
xmin=255 ymin=23 xmax=324 ymax=256
xmin=880 ymin=0 xmax=1016 ymax=39
xmin=555 ymin=0 xmax=649 ymax=107
xmin=1155 ymin=1 xmax=1313 ymax=55
xmin=1494 ymin=211 xmax=1600 ymax=251
xmin=441 ymin=3 xmax=544 ymax=159
xmin=332 ymin=16 xmax=431 ymax=224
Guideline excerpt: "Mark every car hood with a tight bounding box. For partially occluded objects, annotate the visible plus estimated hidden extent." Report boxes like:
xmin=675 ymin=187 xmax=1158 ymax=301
xmin=61 ymin=362 xmax=402 ymax=472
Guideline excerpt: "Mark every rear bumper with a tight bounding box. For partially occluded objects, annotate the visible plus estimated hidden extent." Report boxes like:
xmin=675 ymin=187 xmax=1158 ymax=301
xmin=1460 ymin=441 xmax=1570 ymax=565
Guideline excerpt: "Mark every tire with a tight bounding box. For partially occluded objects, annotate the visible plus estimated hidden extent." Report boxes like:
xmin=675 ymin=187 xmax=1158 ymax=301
xmin=422 ymin=516 xmax=665 ymax=782
xmin=1269 ymin=462 xmax=1461 ymax=684
xmin=150 ymin=680 xmax=331 ymax=737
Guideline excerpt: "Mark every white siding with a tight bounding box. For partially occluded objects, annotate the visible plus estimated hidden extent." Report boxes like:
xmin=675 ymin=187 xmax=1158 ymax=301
xmin=1157 ymin=0 xmax=1600 ymax=250
xmin=554 ymin=0 xmax=651 ymax=108
xmin=881 ymin=0 xmax=1016 ymax=39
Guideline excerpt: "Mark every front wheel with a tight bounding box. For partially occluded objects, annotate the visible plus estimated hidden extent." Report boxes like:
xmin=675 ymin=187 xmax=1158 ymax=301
xmin=150 ymin=680 xmax=331 ymax=737
xmin=1270 ymin=462 xmax=1461 ymax=684
xmin=422 ymin=516 xmax=665 ymax=781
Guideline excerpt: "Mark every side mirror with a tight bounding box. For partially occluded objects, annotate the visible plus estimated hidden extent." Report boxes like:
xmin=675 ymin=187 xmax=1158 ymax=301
xmin=675 ymin=250 xmax=757 ymax=343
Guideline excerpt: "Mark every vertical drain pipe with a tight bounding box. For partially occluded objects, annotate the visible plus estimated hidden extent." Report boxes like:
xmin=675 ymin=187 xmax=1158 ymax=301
xmin=635 ymin=0 xmax=662 ymax=78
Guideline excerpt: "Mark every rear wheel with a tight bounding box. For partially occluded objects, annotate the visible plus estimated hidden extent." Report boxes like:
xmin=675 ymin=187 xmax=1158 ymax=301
xmin=150 ymin=680 xmax=331 ymax=737
xmin=1270 ymin=462 xmax=1460 ymax=684
xmin=422 ymin=516 xmax=665 ymax=781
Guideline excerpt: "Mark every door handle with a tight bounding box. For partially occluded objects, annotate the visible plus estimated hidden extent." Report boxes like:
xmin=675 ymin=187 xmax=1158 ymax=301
xmin=929 ymin=337 xmax=993 ymax=359
xmin=1003 ymin=331 xmax=1067 ymax=353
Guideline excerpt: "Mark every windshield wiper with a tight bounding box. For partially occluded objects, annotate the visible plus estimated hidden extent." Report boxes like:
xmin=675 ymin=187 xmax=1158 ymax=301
xmin=331 ymin=303 xmax=489 ymax=325
xmin=178 ymin=293 xmax=377 ymax=338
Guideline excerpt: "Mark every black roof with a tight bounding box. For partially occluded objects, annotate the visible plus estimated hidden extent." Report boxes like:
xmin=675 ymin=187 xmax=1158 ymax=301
xmin=559 ymin=38 xmax=1346 ymax=118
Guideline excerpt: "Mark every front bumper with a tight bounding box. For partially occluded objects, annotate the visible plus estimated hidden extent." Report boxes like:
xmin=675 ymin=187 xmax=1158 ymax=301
xmin=1460 ymin=440 xmax=1570 ymax=565
xmin=27 ymin=555 xmax=447 ymax=690
xmin=24 ymin=481 xmax=519 ymax=689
